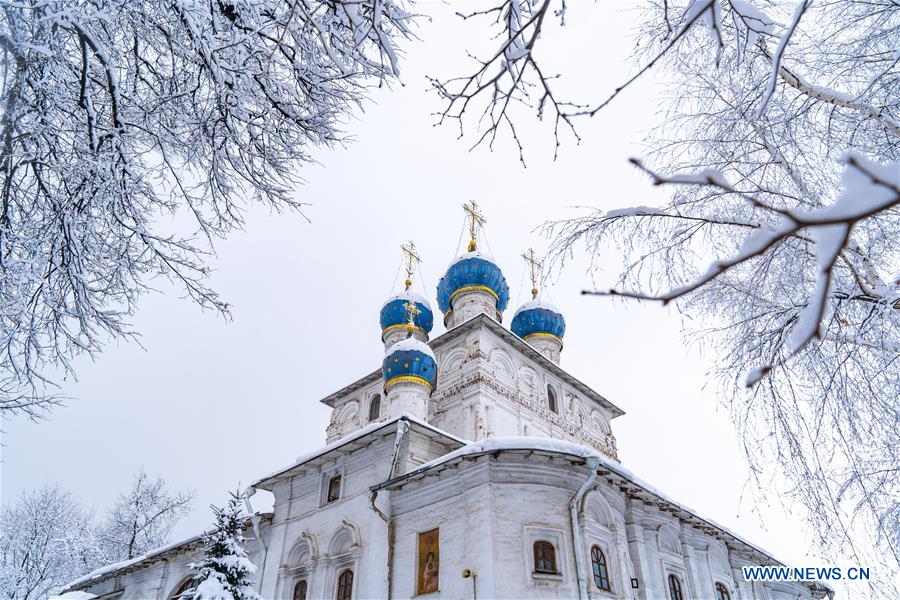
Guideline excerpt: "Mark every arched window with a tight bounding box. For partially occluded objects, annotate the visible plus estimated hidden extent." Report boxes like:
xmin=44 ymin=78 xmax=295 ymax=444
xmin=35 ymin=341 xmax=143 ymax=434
xmin=292 ymin=580 xmax=308 ymax=600
xmin=714 ymin=582 xmax=731 ymax=600
xmin=547 ymin=385 xmax=557 ymax=413
xmin=367 ymin=395 xmax=381 ymax=421
xmin=336 ymin=569 xmax=353 ymax=600
xmin=590 ymin=545 xmax=611 ymax=591
xmin=533 ymin=540 xmax=558 ymax=574
xmin=170 ymin=578 xmax=195 ymax=600
xmin=667 ymin=574 xmax=684 ymax=600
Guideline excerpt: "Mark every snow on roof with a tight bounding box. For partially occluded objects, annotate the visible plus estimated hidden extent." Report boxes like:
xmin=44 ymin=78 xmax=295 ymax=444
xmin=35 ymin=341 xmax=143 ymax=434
xmin=381 ymin=290 xmax=431 ymax=310
xmin=63 ymin=533 xmax=202 ymax=591
xmin=383 ymin=435 xmax=791 ymax=565
xmin=252 ymin=413 xmax=464 ymax=489
xmin=386 ymin=336 xmax=436 ymax=360
xmin=512 ymin=298 xmax=562 ymax=320
xmin=416 ymin=436 xmax=599 ymax=473
xmin=50 ymin=592 xmax=98 ymax=600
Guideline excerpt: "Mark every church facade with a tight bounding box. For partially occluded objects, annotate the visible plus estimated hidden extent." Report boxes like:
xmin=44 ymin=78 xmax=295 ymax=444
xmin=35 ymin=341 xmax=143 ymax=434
xmin=63 ymin=209 xmax=829 ymax=600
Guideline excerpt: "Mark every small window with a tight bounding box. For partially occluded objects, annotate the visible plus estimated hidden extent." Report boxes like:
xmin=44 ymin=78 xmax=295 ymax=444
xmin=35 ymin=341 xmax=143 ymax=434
xmin=668 ymin=574 xmax=684 ymax=600
xmin=547 ymin=385 xmax=557 ymax=413
xmin=591 ymin=545 xmax=611 ymax=591
xmin=170 ymin=579 xmax=195 ymax=600
xmin=714 ymin=582 xmax=731 ymax=600
xmin=533 ymin=540 xmax=558 ymax=574
xmin=326 ymin=474 xmax=342 ymax=503
xmin=336 ymin=569 xmax=353 ymax=600
xmin=368 ymin=395 xmax=381 ymax=422
xmin=293 ymin=580 xmax=308 ymax=600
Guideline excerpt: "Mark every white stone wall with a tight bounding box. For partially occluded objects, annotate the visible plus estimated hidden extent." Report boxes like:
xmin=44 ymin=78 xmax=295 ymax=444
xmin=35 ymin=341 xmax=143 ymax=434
xmin=324 ymin=320 xmax=618 ymax=459
xmin=429 ymin=324 xmax=618 ymax=459
xmin=385 ymin=452 xmax=816 ymax=600
xmin=257 ymin=424 xmax=459 ymax=600
xmin=71 ymin=317 xmax=822 ymax=600
xmin=325 ymin=380 xmax=386 ymax=444
xmin=72 ymin=442 xmax=820 ymax=600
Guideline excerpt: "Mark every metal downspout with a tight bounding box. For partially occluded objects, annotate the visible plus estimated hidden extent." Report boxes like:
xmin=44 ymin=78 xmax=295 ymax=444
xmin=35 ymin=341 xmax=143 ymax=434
xmin=369 ymin=419 xmax=410 ymax=600
xmin=155 ymin=558 xmax=169 ymax=600
xmin=570 ymin=456 xmax=600 ymax=600
xmin=243 ymin=486 xmax=268 ymax=595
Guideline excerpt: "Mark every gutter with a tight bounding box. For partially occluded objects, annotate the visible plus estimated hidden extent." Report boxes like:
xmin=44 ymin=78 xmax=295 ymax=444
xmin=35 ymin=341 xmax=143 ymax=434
xmin=368 ymin=419 xmax=410 ymax=600
xmin=243 ymin=487 xmax=268 ymax=595
xmin=570 ymin=456 xmax=600 ymax=600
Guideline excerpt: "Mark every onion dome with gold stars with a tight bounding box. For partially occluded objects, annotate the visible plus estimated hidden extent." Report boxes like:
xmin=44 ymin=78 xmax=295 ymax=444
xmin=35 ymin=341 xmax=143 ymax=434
xmin=382 ymin=301 xmax=438 ymax=393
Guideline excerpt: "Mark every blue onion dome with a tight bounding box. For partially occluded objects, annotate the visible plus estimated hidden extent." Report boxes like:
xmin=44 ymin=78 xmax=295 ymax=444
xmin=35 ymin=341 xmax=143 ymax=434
xmin=383 ymin=337 xmax=438 ymax=391
xmin=436 ymin=250 xmax=510 ymax=315
xmin=380 ymin=291 xmax=434 ymax=340
xmin=511 ymin=299 xmax=566 ymax=343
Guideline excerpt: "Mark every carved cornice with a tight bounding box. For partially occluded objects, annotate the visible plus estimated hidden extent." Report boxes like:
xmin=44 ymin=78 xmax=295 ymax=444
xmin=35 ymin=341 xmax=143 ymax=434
xmin=432 ymin=367 xmax=619 ymax=460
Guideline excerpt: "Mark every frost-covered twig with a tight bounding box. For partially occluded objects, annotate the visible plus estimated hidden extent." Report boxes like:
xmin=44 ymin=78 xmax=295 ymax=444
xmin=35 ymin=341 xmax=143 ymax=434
xmin=0 ymin=0 xmax=415 ymax=416
xmin=584 ymin=155 xmax=898 ymax=362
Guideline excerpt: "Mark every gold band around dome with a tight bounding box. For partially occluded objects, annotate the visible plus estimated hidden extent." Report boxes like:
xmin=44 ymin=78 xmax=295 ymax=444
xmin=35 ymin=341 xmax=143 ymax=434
xmin=382 ymin=324 xmax=425 ymax=340
xmin=450 ymin=285 xmax=499 ymax=303
xmin=384 ymin=375 xmax=434 ymax=392
xmin=523 ymin=332 xmax=564 ymax=348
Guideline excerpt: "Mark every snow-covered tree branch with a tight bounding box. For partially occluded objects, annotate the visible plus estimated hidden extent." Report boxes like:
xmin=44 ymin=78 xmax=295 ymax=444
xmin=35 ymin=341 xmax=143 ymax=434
xmin=0 ymin=472 xmax=193 ymax=599
xmin=435 ymin=0 xmax=899 ymax=595
xmin=0 ymin=486 xmax=101 ymax=600
xmin=97 ymin=468 xmax=195 ymax=561
xmin=0 ymin=0 xmax=414 ymax=417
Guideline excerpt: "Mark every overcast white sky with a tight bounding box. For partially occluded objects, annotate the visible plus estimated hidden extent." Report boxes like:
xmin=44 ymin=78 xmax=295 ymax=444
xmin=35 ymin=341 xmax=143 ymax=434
xmin=2 ymin=0 xmax=826 ymax=576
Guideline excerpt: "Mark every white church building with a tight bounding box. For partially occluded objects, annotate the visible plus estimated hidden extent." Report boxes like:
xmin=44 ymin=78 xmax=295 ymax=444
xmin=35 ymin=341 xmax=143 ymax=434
xmin=62 ymin=206 xmax=830 ymax=600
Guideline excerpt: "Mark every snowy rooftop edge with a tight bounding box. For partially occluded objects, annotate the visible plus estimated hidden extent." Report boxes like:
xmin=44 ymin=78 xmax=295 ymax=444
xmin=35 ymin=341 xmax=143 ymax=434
xmin=62 ymin=533 xmax=203 ymax=591
xmin=252 ymin=413 xmax=465 ymax=489
xmin=50 ymin=593 xmax=97 ymax=600
xmin=375 ymin=435 xmax=814 ymax=576
xmin=62 ymin=508 xmax=271 ymax=592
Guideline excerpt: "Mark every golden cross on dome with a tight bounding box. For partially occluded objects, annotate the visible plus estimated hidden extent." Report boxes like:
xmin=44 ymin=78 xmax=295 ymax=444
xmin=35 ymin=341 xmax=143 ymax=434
xmin=521 ymin=248 xmax=543 ymax=299
xmin=404 ymin=299 xmax=421 ymax=328
xmin=401 ymin=241 xmax=421 ymax=290
xmin=462 ymin=201 xmax=486 ymax=252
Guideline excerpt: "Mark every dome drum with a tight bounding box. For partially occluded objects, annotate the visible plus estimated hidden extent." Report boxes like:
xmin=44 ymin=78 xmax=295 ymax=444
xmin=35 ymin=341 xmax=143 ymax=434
xmin=382 ymin=336 xmax=437 ymax=421
xmin=443 ymin=288 xmax=503 ymax=327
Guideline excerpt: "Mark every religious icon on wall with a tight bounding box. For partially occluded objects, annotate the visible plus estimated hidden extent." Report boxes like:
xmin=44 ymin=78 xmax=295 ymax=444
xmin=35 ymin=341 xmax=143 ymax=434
xmin=417 ymin=528 xmax=440 ymax=595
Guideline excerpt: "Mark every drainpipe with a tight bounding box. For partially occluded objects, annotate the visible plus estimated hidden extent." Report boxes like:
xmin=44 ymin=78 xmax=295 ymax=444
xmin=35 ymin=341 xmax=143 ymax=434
xmin=388 ymin=419 xmax=410 ymax=479
xmin=570 ymin=455 xmax=600 ymax=600
xmin=154 ymin=558 xmax=169 ymax=600
xmin=370 ymin=492 xmax=395 ymax=600
xmin=368 ymin=419 xmax=410 ymax=599
xmin=243 ymin=486 xmax=268 ymax=595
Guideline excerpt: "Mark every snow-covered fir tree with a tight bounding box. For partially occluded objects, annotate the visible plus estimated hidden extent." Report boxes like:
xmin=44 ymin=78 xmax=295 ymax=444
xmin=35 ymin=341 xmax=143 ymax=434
xmin=188 ymin=492 xmax=260 ymax=600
